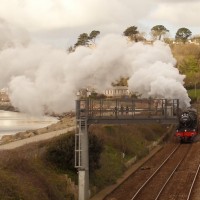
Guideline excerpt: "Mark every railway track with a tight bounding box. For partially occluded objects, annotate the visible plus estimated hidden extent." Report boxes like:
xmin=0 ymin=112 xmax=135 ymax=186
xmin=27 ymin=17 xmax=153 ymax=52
xmin=104 ymin=142 xmax=200 ymax=200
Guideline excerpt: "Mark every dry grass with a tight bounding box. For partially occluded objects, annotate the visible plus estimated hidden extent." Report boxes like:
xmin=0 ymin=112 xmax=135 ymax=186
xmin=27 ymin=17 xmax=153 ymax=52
xmin=170 ymin=43 xmax=200 ymax=64
xmin=0 ymin=140 xmax=74 ymax=200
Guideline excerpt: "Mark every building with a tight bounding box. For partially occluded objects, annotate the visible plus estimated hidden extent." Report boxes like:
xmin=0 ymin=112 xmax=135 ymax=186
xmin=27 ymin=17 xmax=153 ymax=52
xmin=104 ymin=86 xmax=130 ymax=97
xmin=0 ymin=88 xmax=10 ymax=102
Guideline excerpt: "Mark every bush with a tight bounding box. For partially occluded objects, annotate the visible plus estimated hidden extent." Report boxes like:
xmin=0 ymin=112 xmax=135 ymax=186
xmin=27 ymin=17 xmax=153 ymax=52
xmin=89 ymin=134 xmax=104 ymax=172
xmin=45 ymin=132 xmax=104 ymax=173
xmin=46 ymin=133 xmax=76 ymax=172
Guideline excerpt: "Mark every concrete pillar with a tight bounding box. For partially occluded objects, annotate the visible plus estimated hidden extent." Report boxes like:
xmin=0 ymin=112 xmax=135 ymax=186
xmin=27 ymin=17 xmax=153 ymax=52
xmin=78 ymin=170 xmax=89 ymax=200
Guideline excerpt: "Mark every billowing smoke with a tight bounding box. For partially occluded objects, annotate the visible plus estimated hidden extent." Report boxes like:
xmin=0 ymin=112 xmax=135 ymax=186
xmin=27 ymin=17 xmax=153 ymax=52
xmin=0 ymin=24 xmax=190 ymax=115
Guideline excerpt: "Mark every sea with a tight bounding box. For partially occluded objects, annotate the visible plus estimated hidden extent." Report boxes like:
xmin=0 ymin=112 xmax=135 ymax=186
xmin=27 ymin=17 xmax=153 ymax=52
xmin=0 ymin=110 xmax=58 ymax=137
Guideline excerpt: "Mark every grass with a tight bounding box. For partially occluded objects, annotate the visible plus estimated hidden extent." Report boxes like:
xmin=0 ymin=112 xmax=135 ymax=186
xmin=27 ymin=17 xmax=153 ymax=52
xmin=188 ymin=89 xmax=200 ymax=99
xmin=0 ymin=142 xmax=74 ymax=200
xmin=89 ymin=123 xmax=168 ymax=195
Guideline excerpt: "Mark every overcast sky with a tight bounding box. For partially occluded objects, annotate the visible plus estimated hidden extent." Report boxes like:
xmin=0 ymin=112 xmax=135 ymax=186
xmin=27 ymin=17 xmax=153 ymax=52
xmin=0 ymin=0 xmax=200 ymax=48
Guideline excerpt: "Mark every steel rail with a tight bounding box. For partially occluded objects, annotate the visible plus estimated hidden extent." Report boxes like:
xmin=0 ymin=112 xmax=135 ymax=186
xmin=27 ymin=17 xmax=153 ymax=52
xmin=186 ymin=163 xmax=200 ymax=200
xmin=130 ymin=144 xmax=181 ymax=200
xmin=154 ymin=144 xmax=192 ymax=200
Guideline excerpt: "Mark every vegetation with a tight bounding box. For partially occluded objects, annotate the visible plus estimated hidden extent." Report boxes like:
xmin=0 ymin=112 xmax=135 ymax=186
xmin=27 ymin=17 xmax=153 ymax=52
xmin=88 ymin=30 xmax=100 ymax=45
xmin=187 ymin=89 xmax=200 ymax=102
xmin=0 ymin=142 xmax=71 ymax=200
xmin=112 ymin=77 xmax=128 ymax=86
xmin=191 ymin=35 xmax=200 ymax=45
xmin=175 ymin=27 xmax=192 ymax=43
xmin=123 ymin=26 xmax=139 ymax=42
xmin=151 ymin=25 xmax=169 ymax=40
xmin=74 ymin=30 xmax=100 ymax=48
xmin=45 ymin=124 xmax=168 ymax=195
xmin=0 ymin=123 xmax=168 ymax=199
xmin=170 ymin=43 xmax=200 ymax=92
xmin=46 ymin=132 xmax=103 ymax=173
xmin=68 ymin=25 xmax=198 ymax=51
xmin=89 ymin=124 xmax=167 ymax=194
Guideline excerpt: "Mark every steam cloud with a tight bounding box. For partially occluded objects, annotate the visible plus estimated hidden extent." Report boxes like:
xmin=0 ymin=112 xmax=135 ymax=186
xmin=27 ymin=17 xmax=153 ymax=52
xmin=0 ymin=22 xmax=190 ymax=115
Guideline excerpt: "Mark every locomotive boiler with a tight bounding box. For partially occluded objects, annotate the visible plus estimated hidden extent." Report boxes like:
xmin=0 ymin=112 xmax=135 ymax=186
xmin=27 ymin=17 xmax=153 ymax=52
xmin=176 ymin=107 xmax=199 ymax=142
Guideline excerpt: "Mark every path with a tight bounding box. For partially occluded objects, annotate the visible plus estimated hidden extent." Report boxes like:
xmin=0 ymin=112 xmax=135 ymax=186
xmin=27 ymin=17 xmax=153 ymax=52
xmin=0 ymin=126 xmax=75 ymax=150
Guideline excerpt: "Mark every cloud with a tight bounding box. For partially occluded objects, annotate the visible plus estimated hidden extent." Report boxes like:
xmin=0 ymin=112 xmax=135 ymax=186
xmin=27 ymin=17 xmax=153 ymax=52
xmin=0 ymin=0 xmax=153 ymax=31
xmin=155 ymin=0 xmax=200 ymax=2
xmin=1 ymin=0 xmax=200 ymax=48
xmin=150 ymin=2 xmax=200 ymax=28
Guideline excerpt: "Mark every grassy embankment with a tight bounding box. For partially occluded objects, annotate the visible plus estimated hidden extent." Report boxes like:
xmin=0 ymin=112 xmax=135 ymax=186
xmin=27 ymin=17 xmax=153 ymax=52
xmin=188 ymin=89 xmax=200 ymax=101
xmin=0 ymin=142 xmax=73 ymax=200
xmin=88 ymin=124 xmax=170 ymax=195
xmin=0 ymin=123 xmax=170 ymax=199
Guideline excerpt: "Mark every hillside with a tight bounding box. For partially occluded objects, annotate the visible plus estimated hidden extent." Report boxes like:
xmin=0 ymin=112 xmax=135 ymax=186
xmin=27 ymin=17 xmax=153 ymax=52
xmin=0 ymin=122 xmax=172 ymax=200
xmin=0 ymin=141 xmax=75 ymax=200
xmin=170 ymin=43 xmax=200 ymax=89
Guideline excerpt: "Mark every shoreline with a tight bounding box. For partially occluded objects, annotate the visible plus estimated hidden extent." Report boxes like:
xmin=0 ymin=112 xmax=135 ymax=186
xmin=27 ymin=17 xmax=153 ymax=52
xmin=0 ymin=126 xmax=75 ymax=150
xmin=0 ymin=113 xmax=76 ymax=145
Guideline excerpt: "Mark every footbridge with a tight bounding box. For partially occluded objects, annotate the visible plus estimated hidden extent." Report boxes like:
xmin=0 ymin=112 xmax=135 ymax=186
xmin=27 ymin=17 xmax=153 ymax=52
xmin=75 ymin=98 xmax=180 ymax=200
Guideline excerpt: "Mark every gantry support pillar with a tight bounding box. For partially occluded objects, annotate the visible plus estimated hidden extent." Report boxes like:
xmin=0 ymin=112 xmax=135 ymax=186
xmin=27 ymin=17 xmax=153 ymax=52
xmin=75 ymin=100 xmax=90 ymax=200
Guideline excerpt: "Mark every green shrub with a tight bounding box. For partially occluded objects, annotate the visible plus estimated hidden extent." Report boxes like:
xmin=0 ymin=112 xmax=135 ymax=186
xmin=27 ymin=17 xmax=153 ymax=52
xmin=46 ymin=134 xmax=76 ymax=172
xmin=45 ymin=132 xmax=104 ymax=173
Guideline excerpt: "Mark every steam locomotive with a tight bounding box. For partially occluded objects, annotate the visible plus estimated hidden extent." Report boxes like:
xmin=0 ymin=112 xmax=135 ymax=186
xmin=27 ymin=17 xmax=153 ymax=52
xmin=176 ymin=108 xmax=199 ymax=143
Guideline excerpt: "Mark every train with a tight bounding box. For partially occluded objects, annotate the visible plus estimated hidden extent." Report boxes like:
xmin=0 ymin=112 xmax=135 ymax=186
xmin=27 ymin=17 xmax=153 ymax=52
xmin=176 ymin=107 xmax=199 ymax=143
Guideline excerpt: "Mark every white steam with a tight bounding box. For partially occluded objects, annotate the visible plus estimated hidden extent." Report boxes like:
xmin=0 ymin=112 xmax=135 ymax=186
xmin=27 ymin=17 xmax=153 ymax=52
xmin=0 ymin=25 xmax=190 ymax=115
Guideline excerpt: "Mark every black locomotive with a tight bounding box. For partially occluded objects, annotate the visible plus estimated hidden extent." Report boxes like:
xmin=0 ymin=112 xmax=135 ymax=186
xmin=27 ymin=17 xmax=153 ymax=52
xmin=176 ymin=108 xmax=198 ymax=142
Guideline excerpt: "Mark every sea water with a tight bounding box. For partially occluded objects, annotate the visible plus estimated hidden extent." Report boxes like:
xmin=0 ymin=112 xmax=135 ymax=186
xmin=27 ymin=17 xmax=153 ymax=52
xmin=0 ymin=110 xmax=58 ymax=137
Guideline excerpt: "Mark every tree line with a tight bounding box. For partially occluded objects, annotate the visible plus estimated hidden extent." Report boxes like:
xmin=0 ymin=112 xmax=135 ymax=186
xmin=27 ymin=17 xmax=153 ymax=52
xmin=68 ymin=25 xmax=199 ymax=52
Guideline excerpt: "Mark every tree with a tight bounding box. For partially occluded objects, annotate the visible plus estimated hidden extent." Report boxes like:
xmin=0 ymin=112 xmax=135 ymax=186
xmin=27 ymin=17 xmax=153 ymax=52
xmin=88 ymin=30 xmax=100 ymax=45
xmin=67 ymin=46 xmax=75 ymax=53
xmin=74 ymin=33 xmax=89 ymax=47
xmin=74 ymin=30 xmax=100 ymax=48
xmin=151 ymin=25 xmax=169 ymax=40
xmin=123 ymin=26 xmax=139 ymax=42
xmin=112 ymin=77 xmax=128 ymax=86
xmin=175 ymin=27 xmax=192 ymax=43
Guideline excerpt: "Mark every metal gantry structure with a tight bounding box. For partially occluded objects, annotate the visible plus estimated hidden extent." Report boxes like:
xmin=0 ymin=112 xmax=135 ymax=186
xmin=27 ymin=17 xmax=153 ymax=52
xmin=75 ymin=98 xmax=180 ymax=200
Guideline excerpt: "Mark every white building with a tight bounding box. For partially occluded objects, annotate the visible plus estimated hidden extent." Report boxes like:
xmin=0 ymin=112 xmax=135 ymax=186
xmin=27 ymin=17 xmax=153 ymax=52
xmin=104 ymin=86 xmax=130 ymax=97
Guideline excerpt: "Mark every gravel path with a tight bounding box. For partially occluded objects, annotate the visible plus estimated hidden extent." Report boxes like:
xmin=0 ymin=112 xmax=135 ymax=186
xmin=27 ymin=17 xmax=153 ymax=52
xmin=0 ymin=126 xmax=75 ymax=150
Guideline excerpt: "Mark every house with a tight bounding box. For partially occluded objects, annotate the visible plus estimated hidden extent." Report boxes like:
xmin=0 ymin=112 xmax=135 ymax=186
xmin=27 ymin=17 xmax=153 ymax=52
xmin=0 ymin=88 xmax=9 ymax=102
xmin=104 ymin=86 xmax=130 ymax=97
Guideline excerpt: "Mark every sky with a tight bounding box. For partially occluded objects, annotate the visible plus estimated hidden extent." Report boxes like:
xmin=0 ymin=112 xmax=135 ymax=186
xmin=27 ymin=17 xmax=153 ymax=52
xmin=0 ymin=0 xmax=200 ymax=48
